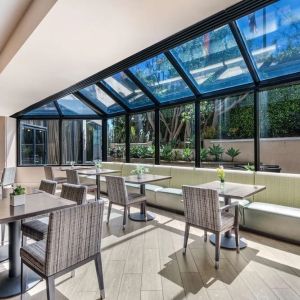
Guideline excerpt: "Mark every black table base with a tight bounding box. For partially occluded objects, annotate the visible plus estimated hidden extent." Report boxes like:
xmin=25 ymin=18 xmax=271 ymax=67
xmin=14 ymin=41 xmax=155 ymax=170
xmin=0 ymin=266 xmax=41 ymax=298
xmin=0 ymin=245 xmax=8 ymax=262
xmin=210 ymin=234 xmax=247 ymax=250
xmin=128 ymin=212 xmax=155 ymax=222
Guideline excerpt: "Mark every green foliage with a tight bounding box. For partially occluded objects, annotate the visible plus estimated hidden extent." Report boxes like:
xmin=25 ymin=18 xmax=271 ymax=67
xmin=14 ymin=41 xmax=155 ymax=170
xmin=200 ymin=148 xmax=209 ymax=161
xmin=225 ymin=147 xmax=241 ymax=162
xmin=203 ymin=126 xmax=216 ymax=139
xmin=182 ymin=148 xmax=192 ymax=161
xmin=130 ymin=145 xmax=154 ymax=159
xmin=173 ymin=150 xmax=182 ymax=161
xmin=131 ymin=165 xmax=149 ymax=175
xmin=209 ymin=144 xmax=224 ymax=161
xmin=12 ymin=185 xmax=26 ymax=196
xmin=244 ymin=163 xmax=255 ymax=171
xmin=160 ymin=144 xmax=173 ymax=161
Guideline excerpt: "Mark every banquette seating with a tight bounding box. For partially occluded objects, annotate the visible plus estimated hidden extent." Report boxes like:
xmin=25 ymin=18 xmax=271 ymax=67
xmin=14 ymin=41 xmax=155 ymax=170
xmin=79 ymin=162 xmax=300 ymax=243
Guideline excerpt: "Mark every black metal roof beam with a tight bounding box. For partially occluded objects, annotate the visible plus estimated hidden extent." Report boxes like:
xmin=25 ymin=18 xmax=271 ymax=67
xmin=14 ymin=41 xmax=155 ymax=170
xmin=164 ymin=51 xmax=201 ymax=97
xmin=73 ymin=91 xmax=106 ymax=116
xmin=229 ymin=21 xmax=260 ymax=85
xmin=123 ymin=69 xmax=160 ymax=107
xmin=53 ymin=100 xmax=63 ymax=117
xmin=96 ymin=82 xmax=131 ymax=113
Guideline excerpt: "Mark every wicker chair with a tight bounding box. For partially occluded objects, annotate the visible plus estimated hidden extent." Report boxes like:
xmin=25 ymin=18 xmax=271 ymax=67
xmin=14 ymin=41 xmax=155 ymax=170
xmin=66 ymin=169 xmax=97 ymax=200
xmin=38 ymin=179 xmax=57 ymax=195
xmin=20 ymin=201 xmax=105 ymax=300
xmin=21 ymin=183 xmax=87 ymax=242
xmin=182 ymin=186 xmax=239 ymax=269
xmin=44 ymin=166 xmax=67 ymax=184
xmin=106 ymin=175 xmax=147 ymax=230
xmin=0 ymin=167 xmax=16 ymax=246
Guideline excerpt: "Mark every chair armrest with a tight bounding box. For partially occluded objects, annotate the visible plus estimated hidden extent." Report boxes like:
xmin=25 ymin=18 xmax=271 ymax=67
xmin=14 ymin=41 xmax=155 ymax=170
xmin=219 ymin=201 xmax=239 ymax=211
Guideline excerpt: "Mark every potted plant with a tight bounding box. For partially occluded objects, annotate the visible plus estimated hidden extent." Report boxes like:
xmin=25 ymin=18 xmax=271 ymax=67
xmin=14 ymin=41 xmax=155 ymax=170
xmin=216 ymin=166 xmax=225 ymax=188
xmin=209 ymin=144 xmax=224 ymax=161
xmin=225 ymin=147 xmax=240 ymax=162
xmin=131 ymin=165 xmax=149 ymax=179
xmin=70 ymin=161 xmax=75 ymax=169
xmin=94 ymin=160 xmax=102 ymax=172
xmin=10 ymin=185 xmax=26 ymax=206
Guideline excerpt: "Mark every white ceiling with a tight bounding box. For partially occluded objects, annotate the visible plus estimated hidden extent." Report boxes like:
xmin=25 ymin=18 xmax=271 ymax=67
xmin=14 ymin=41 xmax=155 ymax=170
xmin=0 ymin=0 xmax=241 ymax=116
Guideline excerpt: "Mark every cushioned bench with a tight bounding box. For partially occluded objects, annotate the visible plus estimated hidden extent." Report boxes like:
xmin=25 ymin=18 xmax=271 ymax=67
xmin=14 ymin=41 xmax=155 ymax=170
xmin=243 ymin=172 xmax=300 ymax=243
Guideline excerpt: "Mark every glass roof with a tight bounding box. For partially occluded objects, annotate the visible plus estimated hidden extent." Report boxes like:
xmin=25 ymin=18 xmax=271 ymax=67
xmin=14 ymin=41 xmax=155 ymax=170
xmin=79 ymin=84 xmax=124 ymax=114
xmin=129 ymin=53 xmax=194 ymax=103
xmin=171 ymin=25 xmax=253 ymax=93
xmin=57 ymin=95 xmax=97 ymax=116
xmin=25 ymin=102 xmax=58 ymax=116
xmin=237 ymin=0 xmax=300 ymax=80
xmin=18 ymin=0 xmax=300 ymax=119
xmin=102 ymin=71 xmax=154 ymax=109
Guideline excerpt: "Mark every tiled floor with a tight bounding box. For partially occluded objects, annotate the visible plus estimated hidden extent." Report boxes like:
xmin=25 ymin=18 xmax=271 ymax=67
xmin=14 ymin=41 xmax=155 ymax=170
xmin=2 ymin=198 xmax=300 ymax=300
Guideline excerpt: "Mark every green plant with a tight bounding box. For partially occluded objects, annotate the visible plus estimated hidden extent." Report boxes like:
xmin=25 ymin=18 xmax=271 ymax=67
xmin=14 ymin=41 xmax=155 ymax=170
xmin=216 ymin=166 xmax=225 ymax=182
xmin=160 ymin=144 xmax=173 ymax=161
xmin=209 ymin=144 xmax=224 ymax=161
xmin=173 ymin=150 xmax=182 ymax=161
xmin=12 ymin=185 xmax=26 ymax=196
xmin=146 ymin=145 xmax=155 ymax=158
xmin=94 ymin=160 xmax=102 ymax=169
xmin=131 ymin=165 xmax=149 ymax=175
xmin=182 ymin=148 xmax=192 ymax=161
xmin=244 ymin=163 xmax=255 ymax=171
xmin=203 ymin=126 xmax=216 ymax=139
xmin=225 ymin=147 xmax=241 ymax=162
xmin=200 ymin=148 xmax=209 ymax=161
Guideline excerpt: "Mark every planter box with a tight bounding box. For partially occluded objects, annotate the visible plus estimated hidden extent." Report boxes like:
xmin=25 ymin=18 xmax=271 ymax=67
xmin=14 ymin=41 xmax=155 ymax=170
xmin=10 ymin=194 xmax=26 ymax=206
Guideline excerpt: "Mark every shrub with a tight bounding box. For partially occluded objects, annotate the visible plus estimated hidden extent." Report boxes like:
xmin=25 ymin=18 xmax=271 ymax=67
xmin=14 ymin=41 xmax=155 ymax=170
xmin=200 ymin=148 xmax=209 ymax=161
xmin=225 ymin=147 xmax=240 ymax=162
xmin=209 ymin=144 xmax=224 ymax=161
xmin=182 ymin=148 xmax=193 ymax=161
xmin=160 ymin=144 xmax=173 ymax=161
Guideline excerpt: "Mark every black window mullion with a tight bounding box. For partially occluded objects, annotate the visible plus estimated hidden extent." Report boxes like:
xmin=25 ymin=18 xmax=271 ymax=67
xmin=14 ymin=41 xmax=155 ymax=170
xmin=229 ymin=21 xmax=260 ymax=85
xmin=194 ymin=100 xmax=201 ymax=168
xmin=123 ymin=69 xmax=160 ymax=107
xmin=154 ymin=108 xmax=160 ymax=164
xmin=125 ymin=114 xmax=130 ymax=163
xmin=53 ymin=100 xmax=63 ymax=117
xmin=73 ymin=91 xmax=106 ymax=116
xmin=254 ymin=89 xmax=260 ymax=171
xmin=96 ymin=82 xmax=131 ymax=113
xmin=165 ymin=51 xmax=201 ymax=97
xmin=102 ymin=118 xmax=108 ymax=161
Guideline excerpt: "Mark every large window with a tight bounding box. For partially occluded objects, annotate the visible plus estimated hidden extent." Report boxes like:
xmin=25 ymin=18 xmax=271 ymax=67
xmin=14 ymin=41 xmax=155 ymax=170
xmin=160 ymin=104 xmax=195 ymax=166
xmin=260 ymin=85 xmax=300 ymax=173
xmin=62 ymin=120 xmax=102 ymax=164
xmin=20 ymin=120 xmax=59 ymax=165
xmin=130 ymin=112 xmax=155 ymax=164
xmin=200 ymin=93 xmax=254 ymax=170
xmin=108 ymin=116 xmax=126 ymax=162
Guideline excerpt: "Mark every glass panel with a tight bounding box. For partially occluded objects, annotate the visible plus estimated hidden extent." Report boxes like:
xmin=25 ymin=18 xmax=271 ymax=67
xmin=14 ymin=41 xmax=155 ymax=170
xmin=58 ymin=95 xmax=97 ymax=115
xmin=260 ymin=85 xmax=300 ymax=173
xmin=25 ymin=102 xmax=58 ymax=116
xmin=62 ymin=120 xmax=102 ymax=164
xmin=103 ymin=72 xmax=153 ymax=108
xmin=79 ymin=85 xmax=124 ymax=114
xmin=160 ymin=104 xmax=195 ymax=166
xmin=19 ymin=120 xmax=59 ymax=165
xmin=130 ymin=53 xmax=193 ymax=103
xmin=171 ymin=25 xmax=253 ymax=93
xmin=108 ymin=116 xmax=126 ymax=162
xmin=237 ymin=0 xmax=300 ymax=80
xmin=200 ymin=92 xmax=254 ymax=170
xmin=130 ymin=112 xmax=155 ymax=164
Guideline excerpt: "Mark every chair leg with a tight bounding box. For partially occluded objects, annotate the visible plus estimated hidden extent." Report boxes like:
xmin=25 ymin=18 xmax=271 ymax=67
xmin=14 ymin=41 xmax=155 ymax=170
xmin=122 ymin=206 xmax=127 ymax=230
xmin=95 ymin=253 xmax=105 ymax=299
xmin=127 ymin=206 xmax=130 ymax=217
xmin=144 ymin=201 xmax=147 ymax=221
xmin=70 ymin=270 xmax=75 ymax=278
xmin=235 ymin=227 xmax=240 ymax=254
xmin=21 ymin=261 xmax=28 ymax=299
xmin=215 ymin=232 xmax=221 ymax=269
xmin=204 ymin=230 xmax=207 ymax=242
xmin=107 ymin=202 xmax=112 ymax=224
xmin=46 ymin=276 xmax=55 ymax=300
xmin=1 ymin=224 xmax=5 ymax=246
xmin=183 ymin=223 xmax=190 ymax=255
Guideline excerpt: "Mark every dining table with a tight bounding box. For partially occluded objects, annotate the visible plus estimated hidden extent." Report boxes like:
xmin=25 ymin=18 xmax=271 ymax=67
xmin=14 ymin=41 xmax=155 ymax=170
xmin=77 ymin=169 xmax=120 ymax=200
xmin=57 ymin=166 xmax=93 ymax=171
xmin=196 ymin=181 xmax=266 ymax=250
xmin=0 ymin=191 xmax=76 ymax=298
xmin=124 ymin=174 xmax=172 ymax=221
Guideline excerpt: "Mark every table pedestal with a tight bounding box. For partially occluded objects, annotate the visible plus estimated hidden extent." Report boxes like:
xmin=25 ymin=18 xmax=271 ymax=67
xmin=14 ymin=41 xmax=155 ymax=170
xmin=128 ymin=184 xmax=155 ymax=222
xmin=0 ymin=221 xmax=41 ymax=298
xmin=209 ymin=234 xmax=247 ymax=250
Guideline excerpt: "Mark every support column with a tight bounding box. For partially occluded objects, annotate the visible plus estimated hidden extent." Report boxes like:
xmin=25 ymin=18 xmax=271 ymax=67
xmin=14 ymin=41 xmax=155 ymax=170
xmin=154 ymin=108 xmax=160 ymax=165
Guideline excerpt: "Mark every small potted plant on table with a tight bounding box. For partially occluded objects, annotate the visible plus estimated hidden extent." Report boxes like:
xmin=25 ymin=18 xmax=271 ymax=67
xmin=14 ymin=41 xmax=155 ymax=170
xmin=216 ymin=166 xmax=225 ymax=189
xmin=10 ymin=185 xmax=26 ymax=206
xmin=131 ymin=165 xmax=149 ymax=179
xmin=94 ymin=160 xmax=102 ymax=173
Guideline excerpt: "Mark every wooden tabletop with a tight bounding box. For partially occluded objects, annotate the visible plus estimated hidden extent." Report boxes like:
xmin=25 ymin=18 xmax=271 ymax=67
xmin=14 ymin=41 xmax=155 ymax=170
xmin=196 ymin=181 xmax=266 ymax=199
xmin=124 ymin=174 xmax=172 ymax=184
xmin=0 ymin=192 xmax=76 ymax=224
xmin=77 ymin=169 xmax=120 ymax=176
